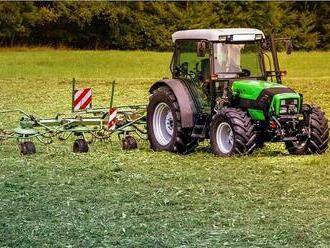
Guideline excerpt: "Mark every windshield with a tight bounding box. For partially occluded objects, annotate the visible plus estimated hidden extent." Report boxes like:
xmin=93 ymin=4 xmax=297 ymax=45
xmin=213 ymin=42 xmax=263 ymax=78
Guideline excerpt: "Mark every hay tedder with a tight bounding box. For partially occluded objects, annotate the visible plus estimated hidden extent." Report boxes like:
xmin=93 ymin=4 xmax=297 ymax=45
xmin=0 ymin=79 xmax=147 ymax=155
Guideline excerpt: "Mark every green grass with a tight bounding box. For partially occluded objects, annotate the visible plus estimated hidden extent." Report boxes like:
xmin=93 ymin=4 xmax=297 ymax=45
xmin=0 ymin=50 xmax=329 ymax=247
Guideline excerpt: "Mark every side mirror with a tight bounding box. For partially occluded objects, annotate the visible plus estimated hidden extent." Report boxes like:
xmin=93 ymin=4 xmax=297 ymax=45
xmin=286 ymin=40 xmax=293 ymax=54
xmin=261 ymin=39 xmax=269 ymax=50
xmin=197 ymin=41 xmax=207 ymax=57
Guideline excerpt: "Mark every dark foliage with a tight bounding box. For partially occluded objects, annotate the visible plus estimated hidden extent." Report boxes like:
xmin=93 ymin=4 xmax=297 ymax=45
xmin=0 ymin=1 xmax=329 ymax=50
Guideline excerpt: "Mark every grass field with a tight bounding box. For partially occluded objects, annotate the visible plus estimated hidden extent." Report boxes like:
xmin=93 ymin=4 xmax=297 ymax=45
xmin=0 ymin=50 xmax=329 ymax=247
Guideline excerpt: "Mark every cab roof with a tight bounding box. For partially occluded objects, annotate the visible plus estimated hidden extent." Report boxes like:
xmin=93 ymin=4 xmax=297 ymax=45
xmin=172 ymin=28 xmax=265 ymax=42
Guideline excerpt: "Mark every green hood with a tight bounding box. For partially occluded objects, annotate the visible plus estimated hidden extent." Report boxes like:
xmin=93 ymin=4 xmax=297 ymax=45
xmin=232 ymin=80 xmax=288 ymax=100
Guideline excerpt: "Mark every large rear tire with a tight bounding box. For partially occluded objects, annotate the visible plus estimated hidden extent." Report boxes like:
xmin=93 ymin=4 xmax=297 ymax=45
xmin=147 ymin=86 xmax=198 ymax=154
xmin=286 ymin=106 xmax=329 ymax=155
xmin=210 ymin=108 xmax=257 ymax=156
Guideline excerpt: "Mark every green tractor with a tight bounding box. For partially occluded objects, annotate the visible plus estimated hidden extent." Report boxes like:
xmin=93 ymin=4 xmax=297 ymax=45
xmin=147 ymin=29 xmax=329 ymax=156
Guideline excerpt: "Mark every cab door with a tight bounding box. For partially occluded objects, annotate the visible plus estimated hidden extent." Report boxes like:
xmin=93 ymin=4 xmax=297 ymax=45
xmin=173 ymin=40 xmax=211 ymax=112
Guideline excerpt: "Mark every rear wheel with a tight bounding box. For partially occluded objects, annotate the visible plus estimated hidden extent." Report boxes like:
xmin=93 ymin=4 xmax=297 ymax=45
xmin=73 ymin=139 xmax=89 ymax=153
xmin=286 ymin=106 xmax=329 ymax=154
xmin=147 ymin=86 xmax=198 ymax=154
xmin=210 ymin=108 xmax=257 ymax=156
xmin=122 ymin=135 xmax=138 ymax=150
xmin=20 ymin=141 xmax=36 ymax=155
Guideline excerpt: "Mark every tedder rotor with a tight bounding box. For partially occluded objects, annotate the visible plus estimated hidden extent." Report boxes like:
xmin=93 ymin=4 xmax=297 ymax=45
xmin=0 ymin=79 xmax=147 ymax=155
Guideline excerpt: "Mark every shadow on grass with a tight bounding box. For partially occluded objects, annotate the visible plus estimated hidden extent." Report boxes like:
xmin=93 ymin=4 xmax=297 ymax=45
xmin=195 ymin=144 xmax=290 ymax=158
xmin=253 ymin=148 xmax=289 ymax=157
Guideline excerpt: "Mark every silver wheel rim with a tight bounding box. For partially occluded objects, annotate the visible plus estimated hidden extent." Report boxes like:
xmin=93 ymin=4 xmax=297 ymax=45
xmin=216 ymin=122 xmax=234 ymax=154
xmin=153 ymin=103 xmax=174 ymax=146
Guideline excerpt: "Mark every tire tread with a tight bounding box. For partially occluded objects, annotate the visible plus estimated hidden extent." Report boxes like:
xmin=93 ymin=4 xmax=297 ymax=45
xmin=210 ymin=108 xmax=256 ymax=156
xmin=286 ymin=105 xmax=329 ymax=155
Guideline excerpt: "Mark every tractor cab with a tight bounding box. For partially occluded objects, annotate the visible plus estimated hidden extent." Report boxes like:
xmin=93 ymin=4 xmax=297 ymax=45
xmin=172 ymin=28 xmax=266 ymax=81
xmin=170 ymin=29 xmax=290 ymax=111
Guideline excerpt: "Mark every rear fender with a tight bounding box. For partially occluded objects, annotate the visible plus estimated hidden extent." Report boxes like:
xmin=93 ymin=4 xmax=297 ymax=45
xmin=149 ymin=79 xmax=196 ymax=128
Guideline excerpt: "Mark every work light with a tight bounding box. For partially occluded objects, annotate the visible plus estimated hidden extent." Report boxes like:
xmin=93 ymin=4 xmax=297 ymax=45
xmin=219 ymin=35 xmax=227 ymax=41
xmin=280 ymin=107 xmax=288 ymax=114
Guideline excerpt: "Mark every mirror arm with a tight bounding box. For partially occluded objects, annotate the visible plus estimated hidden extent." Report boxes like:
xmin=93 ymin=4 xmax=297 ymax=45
xmin=270 ymin=35 xmax=282 ymax=84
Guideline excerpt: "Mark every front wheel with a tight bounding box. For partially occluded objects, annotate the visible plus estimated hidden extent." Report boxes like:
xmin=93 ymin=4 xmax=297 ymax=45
xmin=286 ymin=106 xmax=329 ymax=155
xmin=210 ymin=108 xmax=257 ymax=156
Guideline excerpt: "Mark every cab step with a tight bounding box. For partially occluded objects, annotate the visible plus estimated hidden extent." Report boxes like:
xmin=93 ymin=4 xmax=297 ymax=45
xmin=191 ymin=114 xmax=211 ymax=139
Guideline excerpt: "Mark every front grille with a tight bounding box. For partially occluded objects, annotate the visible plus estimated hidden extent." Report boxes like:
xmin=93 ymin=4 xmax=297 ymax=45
xmin=279 ymin=99 xmax=299 ymax=114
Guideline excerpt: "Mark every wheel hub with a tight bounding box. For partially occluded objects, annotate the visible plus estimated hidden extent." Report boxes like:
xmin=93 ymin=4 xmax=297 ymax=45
xmin=216 ymin=122 xmax=234 ymax=154
xmin=153 ymin=103 xmax=174 ymax=146
xmin=165 ymin=112 xmax=174 ymax=135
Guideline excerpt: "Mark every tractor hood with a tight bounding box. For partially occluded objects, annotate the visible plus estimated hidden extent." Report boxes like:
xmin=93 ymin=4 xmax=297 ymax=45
xmin=232 ymin=80 xmax=291 ymax=100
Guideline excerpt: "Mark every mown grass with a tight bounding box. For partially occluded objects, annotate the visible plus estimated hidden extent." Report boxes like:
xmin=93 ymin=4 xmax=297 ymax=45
xmin=0 ymin=50 xmax=329 ymax=247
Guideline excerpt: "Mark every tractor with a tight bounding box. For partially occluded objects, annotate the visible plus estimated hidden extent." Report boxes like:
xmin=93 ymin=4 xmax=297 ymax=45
xmin=146 ymin=28 xmax=329 ymax=156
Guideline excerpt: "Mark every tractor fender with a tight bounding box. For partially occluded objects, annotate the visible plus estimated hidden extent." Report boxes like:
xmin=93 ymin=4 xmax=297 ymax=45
xmin=149 ymin=79 xmax=197 ymax=128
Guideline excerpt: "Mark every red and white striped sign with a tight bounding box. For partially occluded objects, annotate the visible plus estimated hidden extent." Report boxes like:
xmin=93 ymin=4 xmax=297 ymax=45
xmin=73 ymin=88 xmax=92 ymax=111
xmin=107 ymin=108 xmax=118 ymax=130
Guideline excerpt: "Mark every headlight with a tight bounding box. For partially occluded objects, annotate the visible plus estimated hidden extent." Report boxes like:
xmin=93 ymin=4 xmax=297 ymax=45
xmin=219 ymin=35 xmax=227 ymax=41
xmin=287 ymin=105 xmax=298 ymax=114
xmin=280 ymin=107 xmax=287 ymax=114
xmin=279 ymin=98 xmax=299 ymax=114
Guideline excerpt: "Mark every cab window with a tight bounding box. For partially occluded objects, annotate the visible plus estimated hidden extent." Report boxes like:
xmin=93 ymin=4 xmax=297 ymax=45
xmin=175 ymin=40 xmax=209 ymax=80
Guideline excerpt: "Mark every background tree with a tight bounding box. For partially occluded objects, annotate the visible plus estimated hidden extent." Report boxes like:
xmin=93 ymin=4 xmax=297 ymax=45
xmin=0 ymin=1 xmax=328 ymax=50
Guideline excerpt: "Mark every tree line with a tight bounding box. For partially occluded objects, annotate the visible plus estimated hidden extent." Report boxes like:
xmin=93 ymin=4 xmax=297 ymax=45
xmin=0 ymin=1 xmax=329 ymax=51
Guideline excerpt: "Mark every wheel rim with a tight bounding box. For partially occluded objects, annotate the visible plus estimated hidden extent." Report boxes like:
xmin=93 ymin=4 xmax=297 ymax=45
xmin=216 ymin=122 xmax=234 ymax=154
xmin=153 ymin=102 xmax=174 ymax=146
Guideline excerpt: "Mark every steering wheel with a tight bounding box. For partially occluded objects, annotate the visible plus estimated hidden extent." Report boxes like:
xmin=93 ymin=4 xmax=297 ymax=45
xmin=238 ymin=69 xmax=251 ymax=77
xmin=180 ymin=62 xmax=189 ymax=75
xmin=189 ymin=70 xmax=197 ymax=78
xmin=175 ymin=62 xmax=200 ymax=80
xmin=174 ymin=62 xmax=189 ymax=77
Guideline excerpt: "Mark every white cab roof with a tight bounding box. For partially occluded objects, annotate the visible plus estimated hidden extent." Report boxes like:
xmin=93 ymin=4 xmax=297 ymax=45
xmin=172 ymin=28 xmax=265 ymax=42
